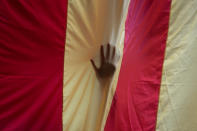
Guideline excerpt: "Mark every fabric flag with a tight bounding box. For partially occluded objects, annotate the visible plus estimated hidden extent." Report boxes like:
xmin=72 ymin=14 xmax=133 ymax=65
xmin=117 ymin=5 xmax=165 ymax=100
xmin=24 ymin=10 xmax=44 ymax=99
xmin=0 ymin=0 xmax=68 ymax=130
xmin=0 ymin=0 xmax=197 ymax=131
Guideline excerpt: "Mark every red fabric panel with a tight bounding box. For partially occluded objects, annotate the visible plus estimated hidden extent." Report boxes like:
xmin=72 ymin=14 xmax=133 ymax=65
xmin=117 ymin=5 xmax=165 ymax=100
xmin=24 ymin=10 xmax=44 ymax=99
xmin=105 ymin=0 xmax=171 ymax=131
xmin=0 ymin=0 xmax=68 ymax=130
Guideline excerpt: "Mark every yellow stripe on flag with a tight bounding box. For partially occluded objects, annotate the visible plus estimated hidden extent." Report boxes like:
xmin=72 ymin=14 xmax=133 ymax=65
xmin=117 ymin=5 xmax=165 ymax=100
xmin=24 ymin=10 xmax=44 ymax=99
xmin=157 ymin=0 xmax=197 ymax=130
xmin=63 ymin=0 xmax=130 ymax=130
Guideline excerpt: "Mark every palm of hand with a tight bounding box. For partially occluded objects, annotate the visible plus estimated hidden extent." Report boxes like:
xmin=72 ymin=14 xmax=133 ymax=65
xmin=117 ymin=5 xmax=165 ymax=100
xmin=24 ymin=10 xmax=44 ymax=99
xmin=91 ymin=44 xmax=116 ymax=78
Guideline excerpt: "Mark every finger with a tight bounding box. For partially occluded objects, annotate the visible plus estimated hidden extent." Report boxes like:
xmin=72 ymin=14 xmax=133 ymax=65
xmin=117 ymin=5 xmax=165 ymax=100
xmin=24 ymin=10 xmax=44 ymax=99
xmin=100 ymin=45 xmax=105 ymax=64
xmin=106 ymin=43 xmax=110 ymax=60
xmin=112 ymin=46 xmax=116 ymax=60
xmin=90 ymin=59 xmax=98 ymax=71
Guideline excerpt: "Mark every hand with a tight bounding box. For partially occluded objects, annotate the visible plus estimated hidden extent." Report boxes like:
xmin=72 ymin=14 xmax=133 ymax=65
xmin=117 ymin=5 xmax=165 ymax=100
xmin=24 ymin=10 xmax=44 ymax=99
xmin=91 ymin=43 xmax=116 ymax=78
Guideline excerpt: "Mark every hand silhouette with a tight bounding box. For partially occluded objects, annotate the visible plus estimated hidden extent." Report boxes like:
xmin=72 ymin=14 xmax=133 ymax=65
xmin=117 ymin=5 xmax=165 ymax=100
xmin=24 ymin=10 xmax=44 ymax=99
xmin=91 ymin=43 xmax=116 ymax=78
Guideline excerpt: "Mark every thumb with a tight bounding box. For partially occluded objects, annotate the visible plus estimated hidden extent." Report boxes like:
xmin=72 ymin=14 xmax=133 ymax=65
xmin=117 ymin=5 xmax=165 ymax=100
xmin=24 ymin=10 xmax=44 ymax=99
xmin=90 ymin=59 xmax=98 ymax=71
